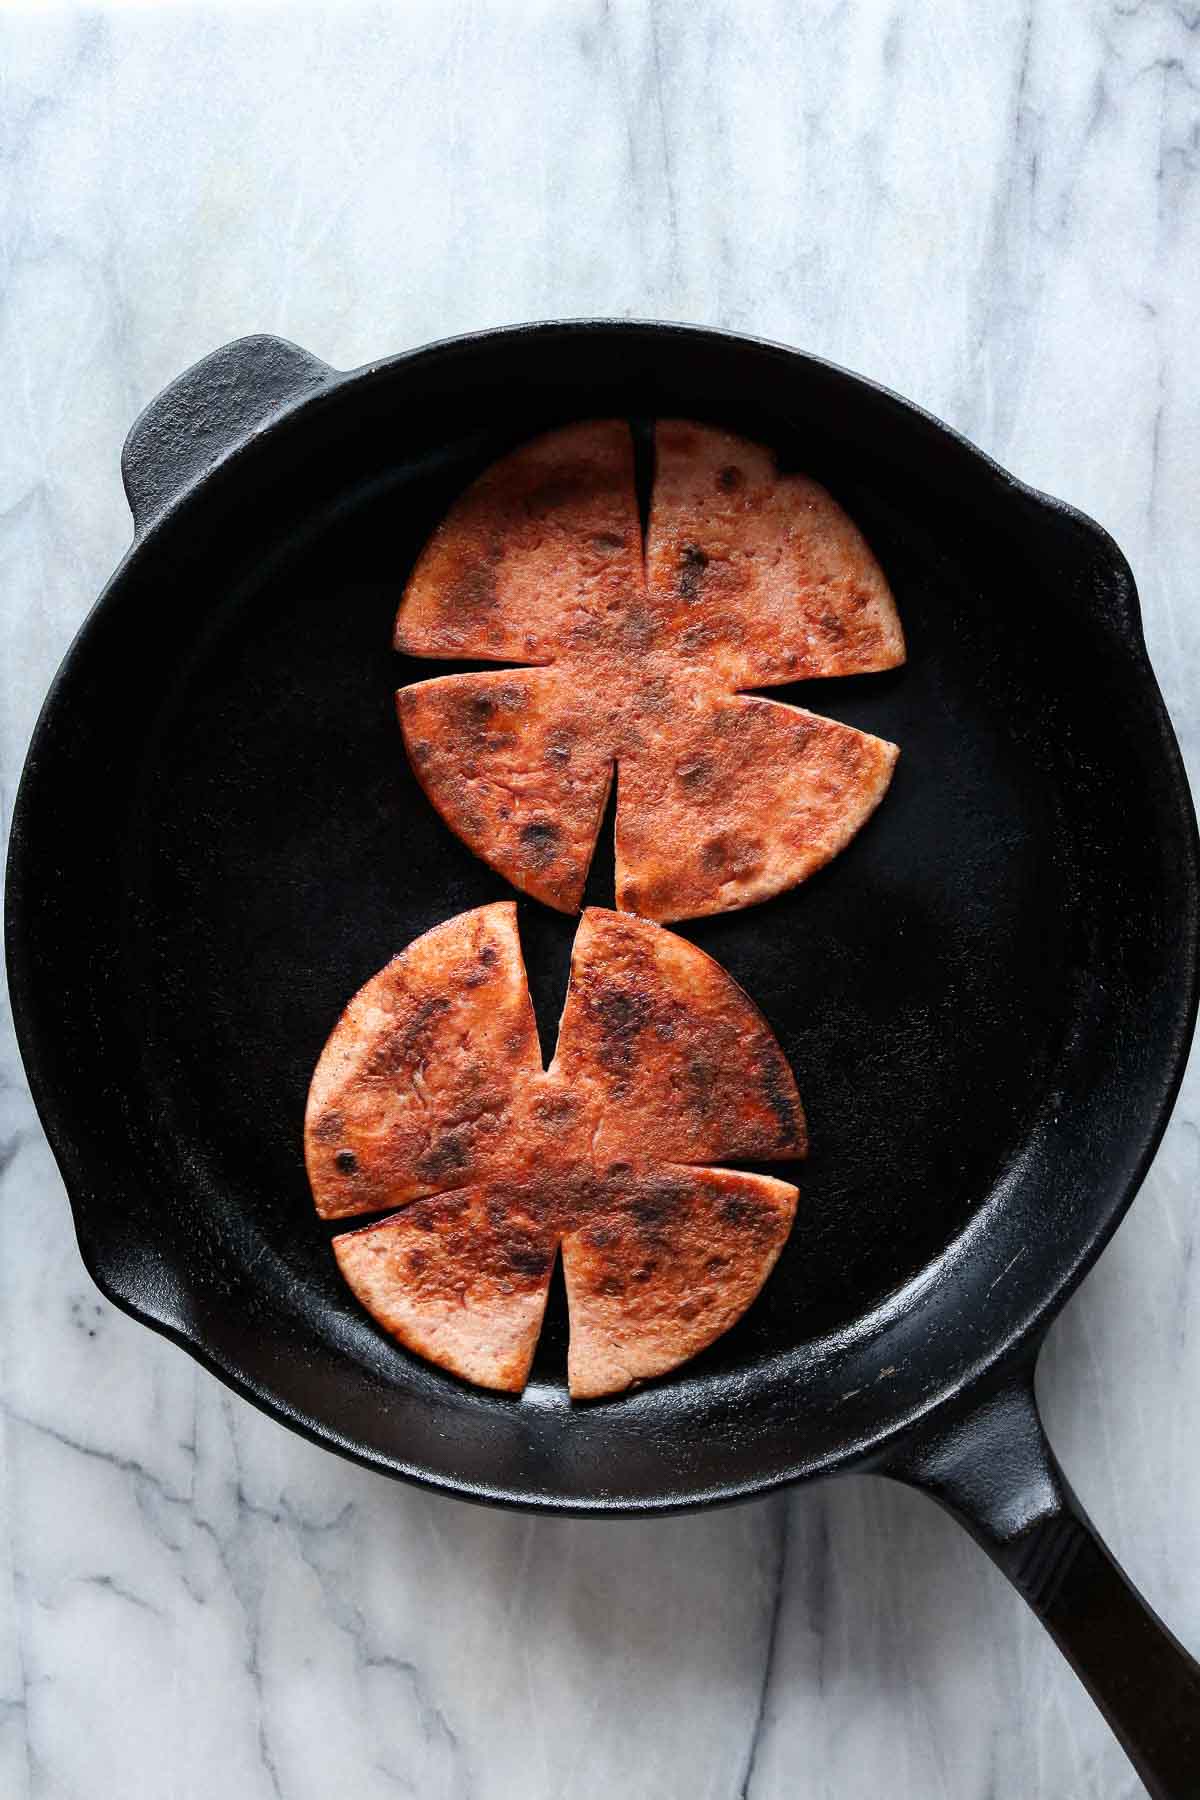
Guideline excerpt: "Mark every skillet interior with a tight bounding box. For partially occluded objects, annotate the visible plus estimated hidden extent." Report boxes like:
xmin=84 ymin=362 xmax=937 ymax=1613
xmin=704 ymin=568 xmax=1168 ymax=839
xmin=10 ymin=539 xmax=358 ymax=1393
xmin=7 ymin=325 xmax=1195 ymax=1508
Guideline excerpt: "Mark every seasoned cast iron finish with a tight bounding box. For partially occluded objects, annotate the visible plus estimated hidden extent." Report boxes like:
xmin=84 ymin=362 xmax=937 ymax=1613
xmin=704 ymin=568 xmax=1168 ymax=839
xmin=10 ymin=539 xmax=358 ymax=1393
xmin=6 ymin=324 xmax=1199 ymax=1796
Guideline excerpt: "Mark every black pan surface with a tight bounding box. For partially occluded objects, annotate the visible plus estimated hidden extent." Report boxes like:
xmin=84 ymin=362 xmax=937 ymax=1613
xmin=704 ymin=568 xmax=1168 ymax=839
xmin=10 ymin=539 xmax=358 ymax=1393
xmin=6 ymin=323 xmax=1197 ymax=1510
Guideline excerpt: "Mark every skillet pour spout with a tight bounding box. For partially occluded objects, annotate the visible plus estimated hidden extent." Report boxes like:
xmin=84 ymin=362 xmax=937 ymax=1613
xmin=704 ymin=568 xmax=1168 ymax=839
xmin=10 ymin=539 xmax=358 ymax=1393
xmin=6 ymin=324 xmax=1200 ymax=1796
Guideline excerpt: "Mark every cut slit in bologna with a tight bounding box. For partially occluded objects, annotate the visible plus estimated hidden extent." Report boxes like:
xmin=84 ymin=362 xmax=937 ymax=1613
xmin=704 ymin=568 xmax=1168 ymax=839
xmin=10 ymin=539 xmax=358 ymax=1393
xmin=395 ymin=419 xmax=904 ymax=921
xmin=307 ymin=903 xmax=805 ymax=1397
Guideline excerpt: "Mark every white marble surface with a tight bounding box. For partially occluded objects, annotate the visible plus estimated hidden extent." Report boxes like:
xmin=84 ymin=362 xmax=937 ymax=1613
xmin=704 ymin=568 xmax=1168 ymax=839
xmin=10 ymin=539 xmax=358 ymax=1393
xmin=2 ymin=3 xmax=1199 ymax=1795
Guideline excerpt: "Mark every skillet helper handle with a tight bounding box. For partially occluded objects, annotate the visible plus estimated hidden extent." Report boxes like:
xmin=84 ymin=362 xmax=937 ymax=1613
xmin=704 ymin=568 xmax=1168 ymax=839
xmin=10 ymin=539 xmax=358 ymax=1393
xmin=121 ymin=334 xmax=333 ymax=537
xmin=883 ymin=1369 xmax=1200 ymax=1799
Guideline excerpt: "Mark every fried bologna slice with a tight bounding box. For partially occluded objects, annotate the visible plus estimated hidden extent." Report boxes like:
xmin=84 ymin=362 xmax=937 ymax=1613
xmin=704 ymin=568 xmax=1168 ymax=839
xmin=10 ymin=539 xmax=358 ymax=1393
xmin=614 ymin=694 xmax=898 ymax=920
xmin=395 ymin=420 xmax=641 ymax=664
xmin=562 ymin=1165 xmax=797 ymax=1400
xmin=395 ymin=420 xmax=903 ymax=920
xmin=313 ymin=908 xmax=805 ymax=1396
xmin=334 ymin=1187 xmax=558 ymax=1393
xmin=305 ymin=902 xmax=541 ymax=1219
xmin=398 ymin=668 xmax=614 ymax=911
xmin=550 ymin=907 xmax=806 ymax=1166
xmin=646 ymin=420 xmax=905 ymax=688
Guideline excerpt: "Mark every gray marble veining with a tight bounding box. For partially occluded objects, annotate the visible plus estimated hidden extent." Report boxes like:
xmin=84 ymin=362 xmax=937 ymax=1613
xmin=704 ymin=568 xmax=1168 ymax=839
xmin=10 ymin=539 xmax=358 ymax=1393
xmin=2 ymin=3 xmax=1199 ymax=1795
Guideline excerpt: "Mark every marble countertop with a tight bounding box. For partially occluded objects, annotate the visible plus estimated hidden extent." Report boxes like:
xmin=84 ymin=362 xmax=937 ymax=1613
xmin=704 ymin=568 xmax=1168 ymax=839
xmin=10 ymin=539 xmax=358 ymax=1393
xmin=2 ymin=4 xmax=1198 ymax=1796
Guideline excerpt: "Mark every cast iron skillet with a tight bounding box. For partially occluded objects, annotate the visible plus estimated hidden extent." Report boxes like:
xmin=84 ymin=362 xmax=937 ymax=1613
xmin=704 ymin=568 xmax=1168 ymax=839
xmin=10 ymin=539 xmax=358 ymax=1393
xmin=6 ymin=323 xmax=1200 ymax=1794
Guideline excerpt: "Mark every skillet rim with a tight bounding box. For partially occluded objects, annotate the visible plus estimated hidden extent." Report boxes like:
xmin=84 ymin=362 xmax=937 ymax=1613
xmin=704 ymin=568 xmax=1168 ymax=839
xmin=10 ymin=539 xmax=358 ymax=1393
xmin=6 ymin=318 xmax=1198 ymax=1513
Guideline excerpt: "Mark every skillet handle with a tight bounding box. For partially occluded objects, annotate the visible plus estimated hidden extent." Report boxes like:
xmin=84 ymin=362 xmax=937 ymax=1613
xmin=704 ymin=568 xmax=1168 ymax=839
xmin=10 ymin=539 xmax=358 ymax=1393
xmin=121 ymin=334 xmax=334 ymax=536
xmin=882 ymin=1367 xmax=1200 ymax=1798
